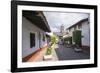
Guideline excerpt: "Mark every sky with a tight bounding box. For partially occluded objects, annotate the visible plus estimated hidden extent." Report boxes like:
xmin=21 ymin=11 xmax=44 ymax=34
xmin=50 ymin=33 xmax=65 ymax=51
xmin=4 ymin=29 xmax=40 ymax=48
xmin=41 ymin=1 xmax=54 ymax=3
xmin=43 ymin=11 xmax=89 ymax=32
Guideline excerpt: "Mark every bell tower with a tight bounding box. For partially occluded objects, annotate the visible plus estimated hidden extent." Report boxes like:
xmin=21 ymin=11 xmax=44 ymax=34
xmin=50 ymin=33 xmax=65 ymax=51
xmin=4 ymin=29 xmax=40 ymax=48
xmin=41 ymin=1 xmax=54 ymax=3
xmin=60 ymin=24 xmax=64 ymax=33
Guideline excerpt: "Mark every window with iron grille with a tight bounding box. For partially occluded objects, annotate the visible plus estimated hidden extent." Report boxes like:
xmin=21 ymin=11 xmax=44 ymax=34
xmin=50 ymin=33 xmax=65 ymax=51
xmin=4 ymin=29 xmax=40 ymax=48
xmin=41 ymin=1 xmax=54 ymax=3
xmin=30 ymin=33 xmax=35 ymax=48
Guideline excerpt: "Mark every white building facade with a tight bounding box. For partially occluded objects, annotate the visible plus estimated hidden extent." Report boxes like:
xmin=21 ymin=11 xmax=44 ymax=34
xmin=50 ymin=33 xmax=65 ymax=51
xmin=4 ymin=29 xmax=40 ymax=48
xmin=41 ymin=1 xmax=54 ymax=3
xmin=22 ymin=11 xmax=51 ymax=60
xmin=66 ymin=18 xmax=90 ymax=47
xmin=81 ymin=20 xmax=90 ymax=47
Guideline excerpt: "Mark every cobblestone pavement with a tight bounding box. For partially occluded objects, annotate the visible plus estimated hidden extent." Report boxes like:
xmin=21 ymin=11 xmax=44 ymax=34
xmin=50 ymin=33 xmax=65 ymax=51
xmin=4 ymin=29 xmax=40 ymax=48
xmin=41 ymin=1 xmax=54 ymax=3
xmin=55 ymin=44 xmax=90 ymax=60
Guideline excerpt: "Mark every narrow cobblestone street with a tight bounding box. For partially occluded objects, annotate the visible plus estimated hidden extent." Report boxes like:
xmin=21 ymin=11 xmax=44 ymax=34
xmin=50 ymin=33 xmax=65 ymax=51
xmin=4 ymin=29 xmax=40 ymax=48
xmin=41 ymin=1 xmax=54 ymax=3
xmin=55 ymin=44 xmax=90 ymax=60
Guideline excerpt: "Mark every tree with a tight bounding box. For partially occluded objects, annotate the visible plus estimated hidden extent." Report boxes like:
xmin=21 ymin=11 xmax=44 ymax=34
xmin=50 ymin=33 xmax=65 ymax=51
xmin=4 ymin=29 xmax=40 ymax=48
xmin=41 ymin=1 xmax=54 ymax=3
xmin=62 ymin=36 xmax=72 ymax=44
xmin=50 ymin=35 xmax=57 ymax=45
xmin=73 ymin=30 xmax=81 ymax=46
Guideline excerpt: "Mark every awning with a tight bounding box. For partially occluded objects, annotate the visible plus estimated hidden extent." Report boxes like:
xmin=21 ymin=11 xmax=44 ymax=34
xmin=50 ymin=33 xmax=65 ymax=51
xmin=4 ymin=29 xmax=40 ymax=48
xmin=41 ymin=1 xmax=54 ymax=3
xmin=22 ymin=10 xmax=51 ymax=32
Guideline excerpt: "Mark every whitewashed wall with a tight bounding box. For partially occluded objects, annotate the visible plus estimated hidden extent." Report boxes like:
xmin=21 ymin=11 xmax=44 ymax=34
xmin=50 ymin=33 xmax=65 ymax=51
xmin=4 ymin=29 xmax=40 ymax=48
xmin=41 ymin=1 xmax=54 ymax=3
xmin=69 ymin=28 xmax=74 ymax=36
xmin=67 ymin=21 xmax=90 ymax=46
xmin=81 ymin=21 xmax=90 ymax=46
xmin=22 ymin=16 xmax=47 ymax=58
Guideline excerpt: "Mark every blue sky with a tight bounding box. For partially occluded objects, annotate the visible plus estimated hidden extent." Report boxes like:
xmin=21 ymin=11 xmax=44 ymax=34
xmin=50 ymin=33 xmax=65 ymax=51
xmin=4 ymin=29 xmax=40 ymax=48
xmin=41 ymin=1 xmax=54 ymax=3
xmin=43 ymin=11 xmax=89 ymax=32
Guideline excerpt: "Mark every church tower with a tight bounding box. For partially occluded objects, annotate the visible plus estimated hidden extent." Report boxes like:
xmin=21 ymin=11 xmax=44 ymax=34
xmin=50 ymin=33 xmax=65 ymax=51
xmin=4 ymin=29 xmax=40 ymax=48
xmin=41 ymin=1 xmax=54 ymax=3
xmin=60 ymin=24 xmax=64 ymax=33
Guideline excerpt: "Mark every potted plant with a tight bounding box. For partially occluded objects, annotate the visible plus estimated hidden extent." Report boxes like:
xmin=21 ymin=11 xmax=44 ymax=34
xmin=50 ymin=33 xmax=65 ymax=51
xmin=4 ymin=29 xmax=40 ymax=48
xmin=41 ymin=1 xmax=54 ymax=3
xmin=43 ymin=46 xmax=53 ymax=61
xmin=43 ymin=35 xmax=56 ymax=61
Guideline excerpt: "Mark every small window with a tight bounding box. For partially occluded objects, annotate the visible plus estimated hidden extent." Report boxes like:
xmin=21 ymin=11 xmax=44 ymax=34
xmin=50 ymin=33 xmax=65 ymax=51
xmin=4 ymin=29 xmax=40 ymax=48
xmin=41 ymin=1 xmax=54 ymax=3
xmin=88 ymin=21 xmax=90 ymax=24
xmin=69 ymin=28 xmax=71 ymax=32
xmin=30 ymin=33 xmax=35 ymax=48
xmin=78 ymin=24 xmax=82 ymax=29
xmin=74 ymin=26 xmax=76 ymax=30
xmin=43 ymin=34 xmax=45 ymax=41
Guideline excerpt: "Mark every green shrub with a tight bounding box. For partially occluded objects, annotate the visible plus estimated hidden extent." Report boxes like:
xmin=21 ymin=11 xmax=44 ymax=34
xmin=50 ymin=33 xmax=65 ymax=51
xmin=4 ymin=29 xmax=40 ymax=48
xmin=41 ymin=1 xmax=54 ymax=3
xmin=63 ymin=37 xmax=72 ymax=44
xmin=73 ymin=30 xmax=81 ymax=45
xmin=46 ymin=47 xmax=52 ymax=55
xmin=68 ymin=37 xmax=72 ymax=44
xmin=50 ymin=35 xmax=56 ymax=44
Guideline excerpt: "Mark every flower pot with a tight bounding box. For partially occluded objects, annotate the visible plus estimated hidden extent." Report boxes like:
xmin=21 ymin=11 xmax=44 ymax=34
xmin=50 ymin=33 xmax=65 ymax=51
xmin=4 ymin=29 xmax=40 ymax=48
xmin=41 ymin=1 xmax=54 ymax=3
xmin=74 ymin=48 xmax=82 ymax=52
xmin=43 ymin=54 xmax=53 ymax=61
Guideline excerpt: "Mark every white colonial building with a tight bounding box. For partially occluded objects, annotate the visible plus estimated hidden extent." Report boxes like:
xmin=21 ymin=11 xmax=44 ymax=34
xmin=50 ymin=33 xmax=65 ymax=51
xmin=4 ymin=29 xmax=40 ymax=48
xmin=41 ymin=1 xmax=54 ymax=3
xmin=22 ymin=11 xmax=51 ymax=61
xmin=66 ymin=18 xmax=90 ymax=47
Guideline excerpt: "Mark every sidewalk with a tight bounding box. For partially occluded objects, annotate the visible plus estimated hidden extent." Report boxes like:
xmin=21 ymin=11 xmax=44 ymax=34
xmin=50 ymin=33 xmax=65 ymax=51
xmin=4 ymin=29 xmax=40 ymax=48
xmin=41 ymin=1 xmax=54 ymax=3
xmin=51 ymin=44 xmax=59 ymax=61
xmin=27 ymin=44 xmax=58 ymax=62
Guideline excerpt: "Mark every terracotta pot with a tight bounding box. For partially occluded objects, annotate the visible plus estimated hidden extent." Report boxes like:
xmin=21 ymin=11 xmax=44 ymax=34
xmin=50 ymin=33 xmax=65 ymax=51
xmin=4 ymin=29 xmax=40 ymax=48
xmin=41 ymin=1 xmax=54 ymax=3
xmin=43 ymin=54 xmax=53 ymax=61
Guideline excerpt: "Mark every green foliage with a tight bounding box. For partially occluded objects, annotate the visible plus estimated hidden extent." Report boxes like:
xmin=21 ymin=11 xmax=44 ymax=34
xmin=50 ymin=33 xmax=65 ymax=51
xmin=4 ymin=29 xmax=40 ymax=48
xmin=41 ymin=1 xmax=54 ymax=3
xmin=45 ymin=35 xmax=56 ymax=55
xmin=73 ymin=30 xmax=81 ymax=45
xmin=46 ymin=46 xmax=52 ymax=55
xmin=50 ymin=35 xmax=56 ymax=44
xmin=63 ymin=37 xmax=72 ymax=44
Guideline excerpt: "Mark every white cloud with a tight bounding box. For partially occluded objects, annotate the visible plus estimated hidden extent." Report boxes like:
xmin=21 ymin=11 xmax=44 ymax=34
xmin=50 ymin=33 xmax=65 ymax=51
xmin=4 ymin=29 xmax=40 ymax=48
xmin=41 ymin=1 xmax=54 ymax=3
xmin=43 ymin=11 xmax=89 ymax=32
